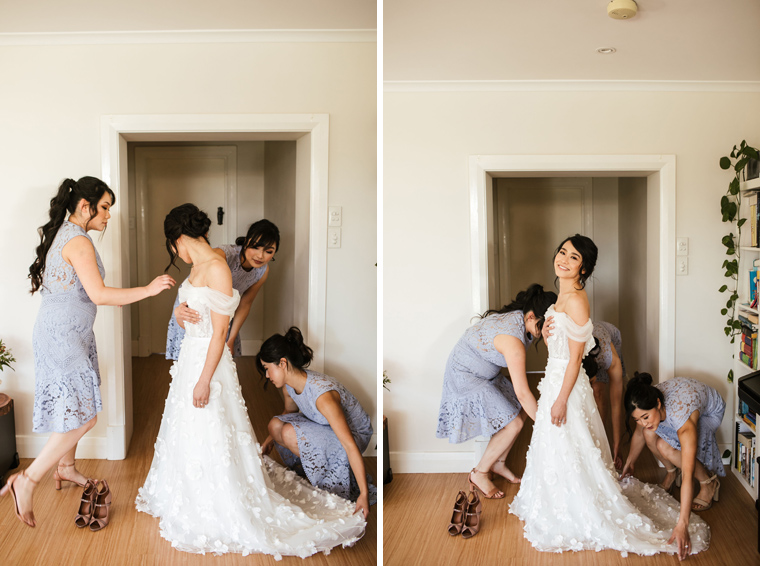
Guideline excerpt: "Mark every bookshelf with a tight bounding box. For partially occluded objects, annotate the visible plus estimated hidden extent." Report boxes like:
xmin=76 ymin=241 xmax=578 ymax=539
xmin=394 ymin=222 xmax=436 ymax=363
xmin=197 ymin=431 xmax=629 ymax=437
xmin=733 ymin=178 xmax=760 ymax=499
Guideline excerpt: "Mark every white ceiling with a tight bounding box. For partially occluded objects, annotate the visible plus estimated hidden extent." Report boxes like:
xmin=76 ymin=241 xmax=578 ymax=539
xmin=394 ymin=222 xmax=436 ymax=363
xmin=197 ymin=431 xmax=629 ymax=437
xmin=384 ymin=0 xmax=760 ymax=82
xmin=0 ymin=0 xmax=376 ymax=32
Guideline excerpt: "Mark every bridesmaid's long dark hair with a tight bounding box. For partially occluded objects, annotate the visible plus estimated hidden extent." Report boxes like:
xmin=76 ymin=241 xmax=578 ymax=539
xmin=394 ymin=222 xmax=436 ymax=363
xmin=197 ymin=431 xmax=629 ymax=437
xmin=479 ymin=283 xmax=557 ymax=340
xmin=29 ymin=176 xmax=115 ymax=294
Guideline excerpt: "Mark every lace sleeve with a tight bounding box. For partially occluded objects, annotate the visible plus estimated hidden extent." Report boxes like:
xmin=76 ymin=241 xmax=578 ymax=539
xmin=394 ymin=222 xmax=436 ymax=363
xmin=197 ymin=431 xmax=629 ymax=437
xmin=204 ymin=288 xmax=241 ymax=316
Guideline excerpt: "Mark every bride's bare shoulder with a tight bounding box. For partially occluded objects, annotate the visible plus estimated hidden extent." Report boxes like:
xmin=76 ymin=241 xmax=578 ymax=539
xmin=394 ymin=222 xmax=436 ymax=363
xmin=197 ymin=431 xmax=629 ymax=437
xmin=563 ymin=293 xmax=589 ymax=326
xmin=201 ymin=257 xmax=232 ymax=294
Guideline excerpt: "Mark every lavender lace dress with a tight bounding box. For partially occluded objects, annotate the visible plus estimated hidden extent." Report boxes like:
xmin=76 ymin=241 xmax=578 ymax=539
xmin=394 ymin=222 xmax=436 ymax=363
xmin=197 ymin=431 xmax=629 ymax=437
xmin=592 ymin=321 xmax=626 ymax=384
xmin=32 ymin=221 xmax=104 ymax=433
xmin=165 ymin=244 xmax=266 ymax=360
xmin=655 ymin=377 xmax=726 ymax=477
xmin=274 ymin=370 xmax=377 ymax=504
xmin=436 ymin=311 xmax=530 ymax=444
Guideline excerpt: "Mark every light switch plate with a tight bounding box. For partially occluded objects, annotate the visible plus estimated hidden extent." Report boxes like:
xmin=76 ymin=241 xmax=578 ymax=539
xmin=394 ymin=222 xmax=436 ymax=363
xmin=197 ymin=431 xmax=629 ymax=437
xmin=677 ymin=237 xmax=688 ymax=256
xmin=329 ymin=206 xmax=342 ymax=227
xmin=677 ymin=257 xmax=688 ymax=276
xmin=328 ymin=227 xmax=341 ymax=248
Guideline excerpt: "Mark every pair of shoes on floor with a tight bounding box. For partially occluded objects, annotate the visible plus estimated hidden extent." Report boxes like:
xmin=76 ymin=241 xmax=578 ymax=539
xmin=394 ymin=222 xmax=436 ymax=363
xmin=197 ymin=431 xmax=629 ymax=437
xmin=1 ymin=470 xmax=38 ymax=528
xmin=75 ymin=479 xmax=112 ymax=531
xmin=691 ymin=474 xmax=720 ymax=512
xmin=447 ymin=489 xmax=482 ymax=539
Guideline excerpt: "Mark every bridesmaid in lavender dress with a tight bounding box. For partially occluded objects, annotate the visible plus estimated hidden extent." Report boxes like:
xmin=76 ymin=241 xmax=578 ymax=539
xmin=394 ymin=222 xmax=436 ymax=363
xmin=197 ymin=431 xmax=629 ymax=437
xmin=623 ymin=373 xmax=726 ymax=513
xmin=166 ymin=219 xmax=279 ymax=359
xmin=257 ymin=328 xmax=376 ymax=518
xmin=1 ymin=177 xmax=174 ymax=528
xmin=436 ymin=284 xmax=556 ymax=499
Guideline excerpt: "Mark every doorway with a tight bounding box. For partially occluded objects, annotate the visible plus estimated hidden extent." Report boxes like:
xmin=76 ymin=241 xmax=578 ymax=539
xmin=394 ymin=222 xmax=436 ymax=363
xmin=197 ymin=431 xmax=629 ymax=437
xmin=98 ymin=114 xmax=329 ymax=460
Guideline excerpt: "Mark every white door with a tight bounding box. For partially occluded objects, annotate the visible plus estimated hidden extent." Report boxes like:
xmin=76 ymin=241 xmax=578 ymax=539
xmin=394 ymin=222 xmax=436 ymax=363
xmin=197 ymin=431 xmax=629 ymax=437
xmin=134 ymin=146 xmax=237 ymax=356
xmin=494 ymin=177 xmax=592 ymax=372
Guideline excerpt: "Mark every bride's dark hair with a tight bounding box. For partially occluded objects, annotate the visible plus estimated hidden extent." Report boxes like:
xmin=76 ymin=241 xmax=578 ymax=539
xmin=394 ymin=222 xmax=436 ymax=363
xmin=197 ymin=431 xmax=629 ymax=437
xmin=29 ymin=176 xmax=115 ymax=294
xmin=479 ymin=283 xmax=557 ymax=343
xmin=554 ymin=234 xmax=598 ymax=290
xmin=582 ymin=338 xmax=602 ymax=380
xmin=163 ymin=203 xmax=211 ymax=272
xmin=255 ymin=327 xmax=314 ymax=380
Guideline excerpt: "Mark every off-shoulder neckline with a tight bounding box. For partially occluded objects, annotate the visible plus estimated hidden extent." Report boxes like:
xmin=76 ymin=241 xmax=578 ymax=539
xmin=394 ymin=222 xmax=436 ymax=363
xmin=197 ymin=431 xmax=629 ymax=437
xmin=183 ymin=279 xmax=236 ymax=299
xmin=548 ymin=304 xmax=592 ymax=327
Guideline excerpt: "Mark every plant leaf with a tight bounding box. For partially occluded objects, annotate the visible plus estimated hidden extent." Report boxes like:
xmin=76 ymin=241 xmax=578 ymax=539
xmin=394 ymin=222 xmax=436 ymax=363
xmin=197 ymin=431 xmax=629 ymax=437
xmin=721 ymin=308 xmax=728 ymax=315
xmin=721 ymin=156 xmax=732 ymax=169
xmin=738 ymin=218 xmax=747 ymax=228
xmin=719 ymin=285 xmax=728 ymax=292
xmin=736 ymin=157 xmax=749 ymax=171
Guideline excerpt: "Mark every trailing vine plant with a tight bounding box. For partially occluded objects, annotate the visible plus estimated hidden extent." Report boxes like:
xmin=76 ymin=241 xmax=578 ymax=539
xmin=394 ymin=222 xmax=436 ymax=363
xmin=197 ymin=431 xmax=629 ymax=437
xmin=719 ymin=140 xmax=760 ymax=383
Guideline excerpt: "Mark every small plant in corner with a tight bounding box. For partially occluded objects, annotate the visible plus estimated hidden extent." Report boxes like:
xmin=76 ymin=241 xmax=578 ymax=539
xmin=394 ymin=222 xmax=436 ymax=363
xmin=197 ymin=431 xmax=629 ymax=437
xmin=382 ymin=370 xmax=390 ymax=391
xmin=719 ymin=140 xmax=760 ymax=383
xmin=0 ymin=339 xmax=16 ymax=387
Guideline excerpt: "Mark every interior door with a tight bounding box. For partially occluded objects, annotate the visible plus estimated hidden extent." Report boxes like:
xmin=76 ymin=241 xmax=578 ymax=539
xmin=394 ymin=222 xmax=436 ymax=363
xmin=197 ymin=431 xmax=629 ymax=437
xmin=135 ymin=146 xmax=237 ymax=355
xmin=494 ymin=177 xmax=593 ymax=372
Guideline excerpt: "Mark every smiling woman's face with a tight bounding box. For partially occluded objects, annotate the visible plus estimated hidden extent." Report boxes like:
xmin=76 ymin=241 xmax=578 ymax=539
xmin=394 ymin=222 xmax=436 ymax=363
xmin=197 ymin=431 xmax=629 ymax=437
xmin=554 ymin=240 xmax=583 ymax=282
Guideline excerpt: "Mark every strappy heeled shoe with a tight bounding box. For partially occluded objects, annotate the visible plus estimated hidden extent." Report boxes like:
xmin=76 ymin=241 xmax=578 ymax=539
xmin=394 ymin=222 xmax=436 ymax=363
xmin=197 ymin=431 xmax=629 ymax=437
xmin=460 ymin=491 xmax=482 ymax=539
xmin=89 ymin=479 xmax=112 ymax=532
xmin=54 ymin=462 xmax=88 ymax=490
xmin=447 ymin=490 xmax=467 ymax=536
xmin=661 ymin=466 xmax=681 ymax=493
xmin=75 ymin=480 xmax=97 ymax=528
xmin=468 ymin=468 xmax=505 ymax=499
xmin=692 ymin=474 xmax=720 ymax=511
xmin=0 ymin=470 xmax=38 ymax=527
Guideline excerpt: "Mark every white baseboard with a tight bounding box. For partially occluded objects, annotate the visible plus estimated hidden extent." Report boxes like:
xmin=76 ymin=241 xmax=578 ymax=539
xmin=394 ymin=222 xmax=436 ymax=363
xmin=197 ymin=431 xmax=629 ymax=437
xmin=389 ymin=451 xmax=475 ymax=474
xmin=241 ymin=339 xmax=263 ymax=356
xmin=17 ymin=434 xmax=108 ymax=460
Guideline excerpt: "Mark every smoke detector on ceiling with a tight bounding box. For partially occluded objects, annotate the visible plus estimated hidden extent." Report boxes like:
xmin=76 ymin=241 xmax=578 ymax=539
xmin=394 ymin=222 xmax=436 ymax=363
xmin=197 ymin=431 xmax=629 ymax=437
xmin=608 ymin=0 xmax=638 ymax=20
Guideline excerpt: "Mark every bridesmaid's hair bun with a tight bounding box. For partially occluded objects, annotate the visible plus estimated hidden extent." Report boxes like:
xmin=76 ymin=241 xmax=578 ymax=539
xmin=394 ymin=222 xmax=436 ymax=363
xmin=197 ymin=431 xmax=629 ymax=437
xmin=623 ymin=371 xmax=664 ymax=438
xmin=582 ymin=338 xmax=601 ymax=380
xmin=163 ymin=203 xmax=211 ymax=272
xmin=256 ymin=327 xmax=315 ymax=381
xmin=630 ymin=371 xmax=653 ymax=387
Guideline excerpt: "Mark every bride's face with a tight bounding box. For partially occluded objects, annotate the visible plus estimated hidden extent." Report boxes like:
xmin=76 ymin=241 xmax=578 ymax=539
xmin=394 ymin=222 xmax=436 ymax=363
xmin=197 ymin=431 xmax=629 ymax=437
xmin=554 ymin=241 xmax=584 ymax=282
xmin=261 ymin=358 xmax=288 ymax=388
xmin=631 ymin=404 xmax=662 ymax=431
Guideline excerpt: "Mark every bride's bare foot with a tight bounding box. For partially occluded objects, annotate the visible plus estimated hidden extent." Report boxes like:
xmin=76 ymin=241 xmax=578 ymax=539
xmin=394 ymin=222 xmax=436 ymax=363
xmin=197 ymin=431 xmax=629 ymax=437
xmin=659 ymin=468 xmax=678 ymax=491
xmin=490 ymin=460 xmax=521 ymax=484
xmin=55 ymin=463 xmax=89 ymax=487
xmin=468 ymin=468 xmax=505 ymax=499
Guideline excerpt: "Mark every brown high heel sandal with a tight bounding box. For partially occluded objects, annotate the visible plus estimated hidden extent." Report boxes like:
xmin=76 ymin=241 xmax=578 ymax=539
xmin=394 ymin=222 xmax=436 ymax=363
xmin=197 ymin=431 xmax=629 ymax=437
xmin=75 ymin=480 xmax=98 ymax=528
xmin=1 ymin=470 xmax=38 ymax=527
xmin=54 ymin=462 xmax=88 ymax=490
xmin=447 ymin=490 xmax=467 ymax=536
xmin=468 ymin=468 xmax=505 ymax=499
xmin=460 ymin=491 xmax=482 ymax=539
xmin=89 ymin=480 xmax=112 ymax=532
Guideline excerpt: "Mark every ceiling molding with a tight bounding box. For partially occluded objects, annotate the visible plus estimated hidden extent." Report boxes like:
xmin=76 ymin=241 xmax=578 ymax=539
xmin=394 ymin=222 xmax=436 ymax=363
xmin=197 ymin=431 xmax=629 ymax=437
xmin=384 ymin=80 xmax=760 ymax=93
xmin=0 ymin=29 xmax=376 ymax=46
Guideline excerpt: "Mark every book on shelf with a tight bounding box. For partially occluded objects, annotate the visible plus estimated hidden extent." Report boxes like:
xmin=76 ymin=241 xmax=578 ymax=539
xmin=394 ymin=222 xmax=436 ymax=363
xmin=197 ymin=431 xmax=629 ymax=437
xmin=737 ymin=431 xmax=756 ymax=487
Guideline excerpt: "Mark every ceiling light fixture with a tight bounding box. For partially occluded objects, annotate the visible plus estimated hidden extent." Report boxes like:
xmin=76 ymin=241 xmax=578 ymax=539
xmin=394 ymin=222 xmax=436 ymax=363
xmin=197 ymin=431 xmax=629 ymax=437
xmin=608 ymin=0 xmax=638 ymax=20
xmin=597 ymin=47 xmax=617 ymax=54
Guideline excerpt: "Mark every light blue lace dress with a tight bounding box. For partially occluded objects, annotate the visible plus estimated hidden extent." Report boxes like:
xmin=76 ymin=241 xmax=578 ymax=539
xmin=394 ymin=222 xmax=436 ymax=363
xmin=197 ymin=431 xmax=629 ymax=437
xmin=32 ymin=221 xmax=104 ymax=433
xmin=165 ymin=244 xmax=267 ymax=360
xmin=436 ymin=311 xmax=531 ymax=444
xmin=592 ymin=321 xmax=626 ymax=384
xmin=274 ymin=370 xmax=377 ymax=504
xmin=655 ymin=377 xmax=726 ymax=477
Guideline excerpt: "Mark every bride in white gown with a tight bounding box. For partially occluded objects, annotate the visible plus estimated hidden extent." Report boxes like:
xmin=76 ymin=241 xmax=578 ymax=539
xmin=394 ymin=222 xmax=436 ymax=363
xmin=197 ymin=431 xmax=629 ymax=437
xmin=136 ymin=204 xmax=366 ymax=559
xmin=510 ymin=235 xmax=709 ymax=561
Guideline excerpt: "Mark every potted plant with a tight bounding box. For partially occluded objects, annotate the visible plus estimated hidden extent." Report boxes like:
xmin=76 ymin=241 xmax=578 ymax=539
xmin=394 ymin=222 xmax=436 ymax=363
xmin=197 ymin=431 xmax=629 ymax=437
xmin=0 ymin=340 xmax=19 ymax=484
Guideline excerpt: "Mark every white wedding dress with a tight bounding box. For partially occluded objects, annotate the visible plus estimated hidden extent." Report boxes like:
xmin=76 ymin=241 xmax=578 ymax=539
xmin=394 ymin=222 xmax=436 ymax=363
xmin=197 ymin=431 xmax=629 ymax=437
xmin=510 ymin=305 xmax=710 ymax=557
xmin=136 ymin=281 xmax=366 ymax=559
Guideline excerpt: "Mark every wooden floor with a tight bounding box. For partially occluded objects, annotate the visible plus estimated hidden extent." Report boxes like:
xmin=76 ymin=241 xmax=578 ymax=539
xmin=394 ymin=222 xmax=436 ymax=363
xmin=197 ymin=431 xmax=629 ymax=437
xmin=0 ymin=355 xmax=377 ymax=566
xmin=384 ymin=400 xmax=759 ymax=566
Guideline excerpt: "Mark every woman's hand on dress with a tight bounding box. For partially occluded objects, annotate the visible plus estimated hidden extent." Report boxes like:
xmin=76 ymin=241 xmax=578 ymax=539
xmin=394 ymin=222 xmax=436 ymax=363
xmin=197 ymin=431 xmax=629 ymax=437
xmin=542 ymin=315 xmax=555 ymax=342
xmin=175 ymin=302 xmax=201 ymax=326
xmin=355 ymin=493 xmax=370 ymax=519
xmin=146 ymin=274 xmax=176 ymax=297
xmin=226 ymin=338 xmax=235 ymax=353
xmin=668 ymin=521 xmax=691 ymax=561
xmin=550 ymin=398 xmax=567 ymax=427
xmin=193 ymin=381 xmax=211 ymax=408
xmin=620 ymin=461 xmax=635 ymax=479
xmin=261 ymin=435 xmax=275 ymax=455
xmin=613 ymin=443 xmax=624 ymax=470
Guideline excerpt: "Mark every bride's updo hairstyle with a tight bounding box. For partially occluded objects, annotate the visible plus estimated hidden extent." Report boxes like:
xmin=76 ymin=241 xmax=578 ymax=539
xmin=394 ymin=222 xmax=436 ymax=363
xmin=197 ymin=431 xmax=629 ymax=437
xmin=236 ymin=219 xmax=280 ymax=262
xmin=623 ymin=371 xmax=665 ymax=436
xmin=29 ymin=176 xmax=115 ymax=294
xmin=256 ymin=327 xmax=314 ymax=379
xmin=554 ymin=234 xmax=598 ymax=290
xmin=164 ymin=203 xmax=211 ymax=272
xmin=581 ymin=338 xmax=602 ymax=380
xmin=479 ymin=284 xmax=558 ymax=342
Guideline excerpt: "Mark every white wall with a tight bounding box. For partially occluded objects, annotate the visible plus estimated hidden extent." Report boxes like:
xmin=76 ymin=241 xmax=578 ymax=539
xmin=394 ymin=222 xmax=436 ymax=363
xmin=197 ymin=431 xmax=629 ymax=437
xmin=384 ymin=89 xmax=760 ymax=470
xmin=0 ymin=39 xmax=376 ymax=456
xmin=592 ymin=177 xmax=620 ymax=326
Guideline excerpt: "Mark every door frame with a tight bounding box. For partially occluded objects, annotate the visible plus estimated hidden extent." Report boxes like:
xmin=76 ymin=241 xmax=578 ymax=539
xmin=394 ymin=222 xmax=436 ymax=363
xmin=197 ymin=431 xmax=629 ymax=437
xmin=134 ymin=145 xmax=238 ymax=357
xmin=99 ymin=113 xmax=329 ymax=459
xmin=469 ymin=154 xmax=676 ymax=383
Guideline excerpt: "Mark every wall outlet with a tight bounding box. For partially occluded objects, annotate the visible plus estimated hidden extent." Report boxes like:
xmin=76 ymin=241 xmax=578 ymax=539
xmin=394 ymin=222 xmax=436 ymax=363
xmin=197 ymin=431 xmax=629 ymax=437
xmin=677 ymin=237 xmax=688 ymax=256
xmin=328 ymin=227 xmax=341 ymax=248
xmin=329 ymin=206 xmax=342 ymax=227
xmin=677 ymin=257 xmax=688 ymax=276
